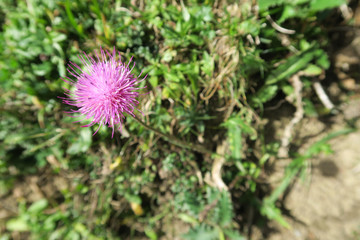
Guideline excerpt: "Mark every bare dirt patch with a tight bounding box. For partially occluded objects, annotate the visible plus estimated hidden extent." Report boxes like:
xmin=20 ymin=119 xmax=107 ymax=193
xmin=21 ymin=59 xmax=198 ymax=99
xmin=268 ymin=107 xmax=360 ymax=240
xmin=264 ymin=12 xmax=360 ymax=238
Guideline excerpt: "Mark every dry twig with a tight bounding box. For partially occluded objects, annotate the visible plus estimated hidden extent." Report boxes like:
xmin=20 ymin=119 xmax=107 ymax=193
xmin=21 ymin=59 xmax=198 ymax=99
xmin=211 ymin=140 xmax=228 ymax=190
xmin=198 ymin=198 xmax=219 ymax=222
xmin=266 ymin=15 xmax=295 ymax=34
xmin=313 ymin=81 xmax=335 ymax=111
xmin=340 ymin=4 xmax=353 ymax=21
xmin=278 ymin=73 xmax=304 ymax=158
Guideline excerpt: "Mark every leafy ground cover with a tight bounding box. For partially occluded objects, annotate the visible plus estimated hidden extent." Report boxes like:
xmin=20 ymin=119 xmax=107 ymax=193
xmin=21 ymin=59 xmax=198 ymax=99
xmin=0 ymin=0 xmax=359 ymax=239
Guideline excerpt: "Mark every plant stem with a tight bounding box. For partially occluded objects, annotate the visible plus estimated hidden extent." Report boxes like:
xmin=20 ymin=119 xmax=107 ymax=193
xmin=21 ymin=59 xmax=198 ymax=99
xmin=132 ymin=115 xmax=213 ymax=155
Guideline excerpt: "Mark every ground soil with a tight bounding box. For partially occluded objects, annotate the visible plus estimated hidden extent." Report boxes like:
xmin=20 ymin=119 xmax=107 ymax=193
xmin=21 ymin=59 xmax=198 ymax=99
xmin=260 ymin=14 xmax=360 ymax=240
xmin=262 ymin=97 xmax=360 ymax=240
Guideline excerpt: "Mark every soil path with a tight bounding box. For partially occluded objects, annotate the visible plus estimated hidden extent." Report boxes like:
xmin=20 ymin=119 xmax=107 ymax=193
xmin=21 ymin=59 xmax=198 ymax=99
xmin=268 ymin=106 xmax=360 ymax=240
xmin=266 ymin=12 xmax=360 ymax=237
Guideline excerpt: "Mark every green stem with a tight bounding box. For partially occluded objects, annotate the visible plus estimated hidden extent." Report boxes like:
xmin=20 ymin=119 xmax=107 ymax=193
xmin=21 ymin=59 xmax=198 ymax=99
xmin=132 ymin=115 xmax=213 ymax=155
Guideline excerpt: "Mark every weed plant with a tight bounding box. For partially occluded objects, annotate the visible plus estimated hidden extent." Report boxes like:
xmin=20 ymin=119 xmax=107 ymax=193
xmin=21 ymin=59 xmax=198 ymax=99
xmin=0 ymin=0 xmax=352 ymax=239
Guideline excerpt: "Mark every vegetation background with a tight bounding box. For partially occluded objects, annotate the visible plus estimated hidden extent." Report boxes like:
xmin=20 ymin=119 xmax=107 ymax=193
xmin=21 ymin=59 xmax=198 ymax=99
xmin=0 ymin=0 xmax=359 ymax=239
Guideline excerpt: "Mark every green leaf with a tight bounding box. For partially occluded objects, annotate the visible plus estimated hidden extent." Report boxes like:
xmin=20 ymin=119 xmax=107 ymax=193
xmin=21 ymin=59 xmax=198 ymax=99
xmin=281 ymin=84 xmax=294 ymax=96
xmin=223 ymin=230 xmax=246 ymax=240
xmin=183 ymin=224 xmax=219 ymax=240
xmin=64 ymin=0 xmax=85 ymax=38
xmin=303 ymin=64 xmax=322 ymax=76
xmin=261 ymin=200 xmax=290 ymax=228
xmin=265 ymin=46 xmax=322 ymax=85
xmin=278 ymin=5 xmax=298 ymax=23
xmin=145 ymin=227 xmax=158 ymax=240
xmin=187 ymin=35 xmax=204 ymax=45
xmin=6 ymin=217 xmax=29 ymax=232
xmin=164 ymin=71 xmax=181 ymax=82
xmin=51 ymin=32 xmax=67 ymax=43
xmin=305 ymin=128 xmax=354 ymax=157
xmin=222 ymin=115 xmax=257 ymax=171
xmin=222 ymin=117 xmax=242 ymax=160
xmin=4 ymin=133 xmax=26 ymax=145
xmin=162 ymin=50 xmax=174 ymax=62
xmin=124 ymin=193 xmax=142 ymax=204
xmin=303 ymin=98 xmax=318 ymax=117
xmin=217 ymin=191 xmax=233 ymax=227
xmin=181 ymin=2 xmax=190 ymax=22
xmin=316 ymin=52 xmax=330 ymax=69
xmin=237 ymin=18 xmax=260 ymax=36
xmin=310 ymin=0 xmax=346 ymax=11
xmin=201 ymin=51 xmax=214 ymax=77
xmin=28 ymin=199 xmax=48 ymax=213
xmin=252 ymin=85 xmax=278 ymax=104
xmin=259 ymin=0 xmax=311 ymax=11
xmin=149 ymin=76 xmax=159 ymax=87
xmin=31 ymin=62 xmax=52 ymax=76
xmin=258 ymin=0 xmax=286 ymax=11
xmin=67 ymin=128 xmax=92 ymax=155
xmin=266 ymin=167 xmax=298 ymax=204
xmin=178 ymin=213 xmax=199 ymax=225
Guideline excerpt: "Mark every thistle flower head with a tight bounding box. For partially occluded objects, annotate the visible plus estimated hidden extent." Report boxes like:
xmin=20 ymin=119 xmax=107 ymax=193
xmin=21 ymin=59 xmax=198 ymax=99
xmin=61 ymin=47 xmax=146 ymax=137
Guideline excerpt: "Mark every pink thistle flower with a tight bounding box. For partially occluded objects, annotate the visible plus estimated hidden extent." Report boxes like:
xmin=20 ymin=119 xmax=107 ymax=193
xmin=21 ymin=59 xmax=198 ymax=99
xmin=61 ymin=47 xmax=146 ymax=138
